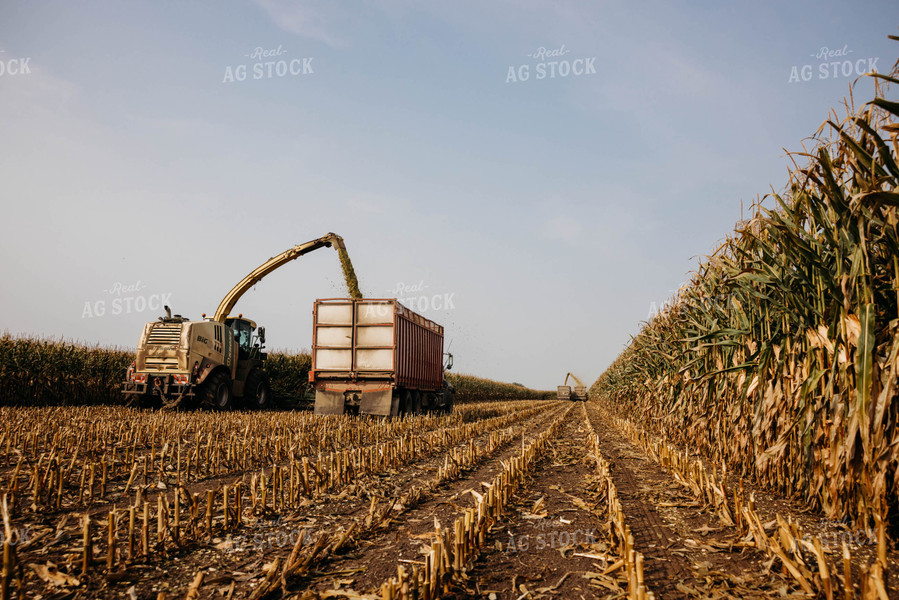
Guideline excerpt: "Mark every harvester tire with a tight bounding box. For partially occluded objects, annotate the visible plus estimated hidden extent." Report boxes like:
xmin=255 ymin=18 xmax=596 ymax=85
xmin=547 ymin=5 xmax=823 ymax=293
xmin=244 ymin=369 xmax=272 ymax=410
xmin=199 ymin=371 xmax=232 ymax=410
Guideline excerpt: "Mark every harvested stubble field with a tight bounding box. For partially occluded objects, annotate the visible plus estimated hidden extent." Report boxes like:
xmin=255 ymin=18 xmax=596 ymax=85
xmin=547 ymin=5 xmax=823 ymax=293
xmin=2 ymin=399 xmax=896 ymax=600
xmin=2 ymin=34 xmax=898 ymax=600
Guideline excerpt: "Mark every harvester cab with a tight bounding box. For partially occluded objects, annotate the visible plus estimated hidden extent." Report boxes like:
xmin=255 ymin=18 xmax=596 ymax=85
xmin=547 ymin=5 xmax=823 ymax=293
xmin=224 ymin=316 xmax=260 ymax=360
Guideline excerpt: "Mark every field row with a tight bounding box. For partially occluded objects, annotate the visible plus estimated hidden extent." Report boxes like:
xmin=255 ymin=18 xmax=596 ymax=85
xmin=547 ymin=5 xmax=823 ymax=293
xmin=0 ymin=402 xmax=554 ymax=518
xmin=6 ymin=399 xmax=895 ymax=599
xmin=0 ymin=400 xmax=563 ymax=599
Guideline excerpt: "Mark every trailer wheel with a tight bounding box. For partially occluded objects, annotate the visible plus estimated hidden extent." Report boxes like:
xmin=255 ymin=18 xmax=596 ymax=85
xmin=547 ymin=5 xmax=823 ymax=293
xmin=199 ymin=371 xmax=232 ymax=410
xmin=244 ymin=370 xmax=272 ymax=410
xmin=411 ymin=391 xmax=422 ymax=415
xmin=441 ymin=390 xmax=454 ymax=414
xmin=399 ymin=390 xmax=410 ymax=416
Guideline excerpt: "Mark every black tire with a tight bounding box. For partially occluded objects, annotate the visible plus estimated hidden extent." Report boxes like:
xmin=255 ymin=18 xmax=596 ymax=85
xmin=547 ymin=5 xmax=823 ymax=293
xmin=244 ymin=369 xmax=272 ymax=410
xmin=441 ymin=390 xmax=454 ymax=414
xmin=410 ymin=391 xmax=422 ymax=415
xmin=198 ymin=371 xmax=232 ymax=410
xmin=400 ymin=390 xmax=413 ymax=416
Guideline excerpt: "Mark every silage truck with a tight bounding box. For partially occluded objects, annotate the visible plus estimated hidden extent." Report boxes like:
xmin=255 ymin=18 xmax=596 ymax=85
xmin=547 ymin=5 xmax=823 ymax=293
xmin=122 ymin=233 xmax=360 ymax=409
xmin=558 ymin=373 xmax=588 ymax=402
xmin=311 ymin=298 xmax=454 ymax=416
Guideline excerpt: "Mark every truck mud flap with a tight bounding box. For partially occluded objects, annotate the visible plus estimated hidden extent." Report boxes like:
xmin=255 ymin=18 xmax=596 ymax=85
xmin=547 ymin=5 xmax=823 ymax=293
xmin=314 ymin=390 xmax=346 ymax=415
xmin=360 ymin=390 xmax=394 ymax=417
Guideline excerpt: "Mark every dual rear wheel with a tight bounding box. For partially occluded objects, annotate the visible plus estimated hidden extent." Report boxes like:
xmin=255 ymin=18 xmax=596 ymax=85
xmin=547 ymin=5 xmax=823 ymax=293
xmin=400 ymin=390 xmax=422 ymax=416
xmin=400 ymin=390 xmax=453 ymax=415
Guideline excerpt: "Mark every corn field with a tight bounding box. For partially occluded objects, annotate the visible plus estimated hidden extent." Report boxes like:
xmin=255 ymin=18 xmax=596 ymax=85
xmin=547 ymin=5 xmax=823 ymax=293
xmin=446 ymin=372 xmax=555 ymax=403
xmin=0 ymin=335 xmax=550 ymax=407
xmin=0 ymin=335 xmax=132 ymax=406
xmin=590 ymin=53 xmax=899 ymax=593
xmin=0 ymin=335 xmax=312 ymax=407
xmin=0 ymin=401 xmax=594 ymax=599
xmin=8 ymin=395 xmax=888 ymax=599
xmin=4 ymin=51 xmax=899 ymax=600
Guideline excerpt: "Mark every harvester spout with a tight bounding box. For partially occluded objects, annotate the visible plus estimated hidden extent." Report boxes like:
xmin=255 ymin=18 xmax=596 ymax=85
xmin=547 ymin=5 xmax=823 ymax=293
xmin=211 ymin=232 xmax=361 ymax=323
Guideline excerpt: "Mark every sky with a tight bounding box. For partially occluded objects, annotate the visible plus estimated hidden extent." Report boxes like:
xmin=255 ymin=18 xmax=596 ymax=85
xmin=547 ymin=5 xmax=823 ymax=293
xmin=0 ymin=1 xmax=896 ymax=390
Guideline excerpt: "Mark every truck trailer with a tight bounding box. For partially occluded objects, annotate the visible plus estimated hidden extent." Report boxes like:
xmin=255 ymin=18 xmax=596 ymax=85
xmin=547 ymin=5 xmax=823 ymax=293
xmin=311 ymin=298 xmax=453 ymax=416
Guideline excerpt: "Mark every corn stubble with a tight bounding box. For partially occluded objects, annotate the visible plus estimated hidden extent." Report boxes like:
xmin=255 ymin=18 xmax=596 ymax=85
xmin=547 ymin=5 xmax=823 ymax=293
xmin=0 ymin=400 xmax=556 ymax=599
xmin=591 ymin=51 xmax=899 ymax=578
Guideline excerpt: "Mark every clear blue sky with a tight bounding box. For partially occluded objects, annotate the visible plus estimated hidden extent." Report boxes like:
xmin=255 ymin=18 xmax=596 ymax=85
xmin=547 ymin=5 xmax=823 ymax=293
xmin=0 ymin=1 xmax=896 ymax=389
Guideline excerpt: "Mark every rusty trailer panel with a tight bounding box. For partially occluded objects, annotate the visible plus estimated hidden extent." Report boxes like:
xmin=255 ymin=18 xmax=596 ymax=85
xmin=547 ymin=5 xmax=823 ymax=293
xmin=393 ymin=302 xmax=443 ymax=389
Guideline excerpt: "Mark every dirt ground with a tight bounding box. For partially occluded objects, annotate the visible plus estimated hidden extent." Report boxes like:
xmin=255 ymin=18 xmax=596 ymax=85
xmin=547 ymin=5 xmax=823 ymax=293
xmin=4 ymin=401 xmax=897 ymax=599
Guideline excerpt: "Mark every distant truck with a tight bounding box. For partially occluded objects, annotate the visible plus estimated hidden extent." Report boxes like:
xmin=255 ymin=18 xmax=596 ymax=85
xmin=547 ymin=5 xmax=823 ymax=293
xmin=557 ymin=385 xmax=572 ymax=401
xmin=311 ymin=298 xmax=454 ymax=416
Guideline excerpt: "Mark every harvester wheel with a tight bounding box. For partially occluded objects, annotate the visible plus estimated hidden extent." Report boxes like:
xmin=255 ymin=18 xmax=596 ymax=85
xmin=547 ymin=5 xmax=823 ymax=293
xmin=244 ymin=369 xmax=272 ymax=409
xmin=198 ymin=371 xmax=232 ymax=410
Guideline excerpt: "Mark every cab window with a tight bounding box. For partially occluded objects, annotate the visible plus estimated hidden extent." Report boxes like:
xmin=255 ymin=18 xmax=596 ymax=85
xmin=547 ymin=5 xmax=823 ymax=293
xmin=237 ymin=323 xmax=251 ymax=352
xmin=227 ymin=319 xmax=253 ymax=356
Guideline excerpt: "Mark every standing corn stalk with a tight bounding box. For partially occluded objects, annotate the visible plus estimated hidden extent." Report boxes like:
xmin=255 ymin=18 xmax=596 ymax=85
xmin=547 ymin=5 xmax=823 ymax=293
xmin=592 ymin=49 xmax=899 ymax=542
